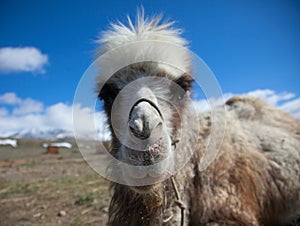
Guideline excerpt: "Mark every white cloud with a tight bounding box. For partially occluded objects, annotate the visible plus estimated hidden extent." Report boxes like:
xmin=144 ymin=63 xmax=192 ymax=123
xmin=13 ymin=98 xmax=44 ymax=115
xmin=0 ymin=92 xmax=44 ymax=115
xmin=0 ymin=92 xmax=21 ymax=104
xmin=279 ymin=98 xmax=300 ymax=119
xmin=0 ymin=108 xmax=8 ymax=117
xmin=243 ymin=90 xmax=300 ymax=119
xmin=192 ymin=99 xmax=210 ymax=112
xmin=0 ymin=47 xmax=48 ymax=74
xmin=246 ymin=89 xmax=295 ymax=106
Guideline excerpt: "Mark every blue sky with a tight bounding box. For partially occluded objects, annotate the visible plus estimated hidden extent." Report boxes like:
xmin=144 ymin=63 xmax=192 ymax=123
xmin=0 ymin=0 xmax=299 ymax=137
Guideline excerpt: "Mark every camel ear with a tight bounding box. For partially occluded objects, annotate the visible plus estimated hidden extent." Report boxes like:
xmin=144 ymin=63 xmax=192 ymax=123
xmin=175 ymin=73 xmax=193 ymax=92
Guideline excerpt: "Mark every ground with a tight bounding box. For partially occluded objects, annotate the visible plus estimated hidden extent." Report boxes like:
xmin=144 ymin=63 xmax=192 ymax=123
xmin=0 ymin=139 xmax=110 ymax=226
xmin=1 ymin=139 xmax=299 ymax=226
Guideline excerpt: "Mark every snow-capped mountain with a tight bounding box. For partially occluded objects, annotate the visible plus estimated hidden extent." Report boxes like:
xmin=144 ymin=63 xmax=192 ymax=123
xmin=0 ymin=127 xmax=110 ymax=141
xmin=0 ymin=128 xmax=75 ymax=140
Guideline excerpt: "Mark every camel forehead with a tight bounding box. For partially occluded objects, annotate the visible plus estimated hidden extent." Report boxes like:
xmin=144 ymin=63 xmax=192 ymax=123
xmin=108 ymin=62 xmax=184 ymax=90
xmin=108 ymin=67 xmax=166 ymax=92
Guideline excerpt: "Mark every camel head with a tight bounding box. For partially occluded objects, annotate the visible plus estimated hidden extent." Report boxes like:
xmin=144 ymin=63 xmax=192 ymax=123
xmin=97 ymin=14 xmax=193 ymax=193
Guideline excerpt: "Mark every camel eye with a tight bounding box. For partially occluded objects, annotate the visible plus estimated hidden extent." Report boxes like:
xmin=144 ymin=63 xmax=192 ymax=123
xmin=170 ymin=92 xmax=184 ymax=106
xmin=99 ymin=83 xmax=119 ymax=104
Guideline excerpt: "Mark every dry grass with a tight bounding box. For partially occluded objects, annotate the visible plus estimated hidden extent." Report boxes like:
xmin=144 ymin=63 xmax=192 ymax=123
xmin=0 ymin=139 xmax=110 ymax=226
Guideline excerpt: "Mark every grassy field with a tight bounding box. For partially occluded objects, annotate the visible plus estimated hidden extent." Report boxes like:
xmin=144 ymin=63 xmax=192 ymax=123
xmin=0 ymin=139 xmax=110 ymax=226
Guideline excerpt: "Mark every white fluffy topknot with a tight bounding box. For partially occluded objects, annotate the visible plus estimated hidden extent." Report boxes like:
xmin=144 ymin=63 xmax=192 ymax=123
xmin=98 ymin=9 xmax=188 ymax=52
xmin=96 ymin=9 xmax=191 ymax=79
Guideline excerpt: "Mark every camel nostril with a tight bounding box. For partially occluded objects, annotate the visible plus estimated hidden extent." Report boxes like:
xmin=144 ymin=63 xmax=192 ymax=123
xmin=129 ymin=119 xmax=143 ymax=133
xmin=128 ymin=100 xmax=163 ymax=140
xmin=129 ymin=118 xmax=151 ymax=139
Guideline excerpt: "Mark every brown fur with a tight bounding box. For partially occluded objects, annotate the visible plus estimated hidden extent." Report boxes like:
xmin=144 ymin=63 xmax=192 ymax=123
xmin=96 ymin=14 xmax=300 ymax=226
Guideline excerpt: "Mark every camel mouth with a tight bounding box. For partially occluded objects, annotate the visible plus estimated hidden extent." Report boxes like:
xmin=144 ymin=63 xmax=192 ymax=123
xmin=124 ymin=169 xmax=169 ymax=181
xmin=120 ymin=131 xmax=174 ymax=186
xmin=121 ymin=164 xmax=172 ymax=187
xmin=123 ymin=138 xmax=170 ymax=166
xmin=120 ymin=127 xmax=173 ymax=186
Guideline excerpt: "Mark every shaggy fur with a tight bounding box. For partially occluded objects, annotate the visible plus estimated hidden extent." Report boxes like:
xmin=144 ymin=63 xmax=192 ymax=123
xmin=97 ymin=13 xmax=300 ymax=226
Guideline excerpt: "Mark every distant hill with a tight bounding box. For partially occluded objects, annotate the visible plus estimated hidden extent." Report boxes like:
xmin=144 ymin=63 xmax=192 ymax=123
xmin=0 ymin=127 xmax=111 ymax=141
xmin=0 ymin=128 xmax=75 ymax=140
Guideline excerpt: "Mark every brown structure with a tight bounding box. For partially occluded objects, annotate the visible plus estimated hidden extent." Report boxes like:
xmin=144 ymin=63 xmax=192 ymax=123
xmin=47 ymin=146 xmax=59 ymax=154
